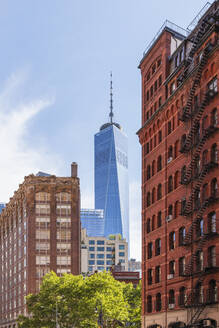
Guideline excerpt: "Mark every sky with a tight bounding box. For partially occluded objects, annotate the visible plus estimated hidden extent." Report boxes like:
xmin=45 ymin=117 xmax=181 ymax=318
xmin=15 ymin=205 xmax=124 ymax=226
xmin=0 ymin=0 xmax=212 ymax=260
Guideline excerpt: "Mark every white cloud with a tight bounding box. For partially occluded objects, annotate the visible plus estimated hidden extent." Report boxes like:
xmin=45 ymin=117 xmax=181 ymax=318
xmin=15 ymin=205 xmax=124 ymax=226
xmin=0 ymin=70 xmax=59 ymax=202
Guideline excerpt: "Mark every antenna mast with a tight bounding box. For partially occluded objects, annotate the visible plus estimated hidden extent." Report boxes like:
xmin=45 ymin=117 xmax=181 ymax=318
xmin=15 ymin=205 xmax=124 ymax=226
xmin=109 ymin=72 xmax=113 ymax=124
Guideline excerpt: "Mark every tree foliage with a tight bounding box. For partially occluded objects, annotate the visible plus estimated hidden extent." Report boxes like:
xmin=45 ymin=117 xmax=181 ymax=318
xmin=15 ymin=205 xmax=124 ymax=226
xmin=18 ymin=271 xmax=141 ymax=328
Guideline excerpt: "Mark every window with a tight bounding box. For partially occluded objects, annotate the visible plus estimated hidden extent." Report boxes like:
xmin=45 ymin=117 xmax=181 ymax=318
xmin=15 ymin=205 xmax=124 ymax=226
xmin=179 ymin=257 xmax=185 ymax=276
xmin=194 ymin=156 xmax=201 ymax=177
xmin=106 ymin=254 xmax=112 ymax=258
xmin=154 ymin=80 xmax=158 ymax=92
xmin=97 ymin=240 xmax=104 ymax=245
xmin=194 ymin=190 xmax=201 ymax=210
xmin=208 ymin=246 xmax=216 ymax=267
xmin=35 ymin=204 xmax=50 ymax=216
xmin=169 ymin=260 xmax=175 ymax=275
xmin=147 ymin=295 xmax=152 ymax=313
xmin=147 ymin=165 xmax=151 ymax=180
xmin=106 ymin=247 xmax=112 ymax=251
xmin=152 ymin=215 xmax=155 ymax=231
xmin=157 ymin=155 xmax=162 ymax=171
xmin=146 ymin=90 xmax=150 ymax=101
xmin=211 ymin=178 xmax=217 ymax=198
xmin=148 ymin=242 xmax=153 ymax=259
xmin=156 ymin=293 xmax=162 ymax=311
xmin=208 ymin=212 xmax=216 ymax=233
xmin=157 ymin=59 xmax=161 ymax=67
xmin=155 ymin=238 xmax=161 ymax=256
xmin=202 ymin=149 xmax=208 ymax=166
xmin=211 ymin=144 xmax=218 ymax=163
xmin=168 ymin=121 xmax=172 ymax=134
xmin=168 ymin=176 xmax=173 ymax=193
xmin=36 ymin=230 xmax=50 ymax=240
xmin=174 ymin=171 xmax=179 ymax=189
xmin=106 ymin=260 xmax=112 ymax=266
xmin=179 ymin=227 xmax=186 ymax=246
xmin=196 ymin=250 xmax=203 ymax=272
xmin=97 ymin=247 xmax=104 ymax=251
xmin=36 ymin=256 xmax=50 ymax=265
xmin=202 ymin=183 xmax=208 ymax=202
xmin=196 ymin=218 xmax=204 ymax=238
xmin=158 ymin=75 xmax=162 ymax=87
xmin=168 ymin=146 xmax=173 ymax=162
xmin=89 ymin=247 xmax=95 ymax=251
xmin=57 ymin=230 xmax=71 ymax=240
xmin=35 ymin=192 xmax=50 ymax=202
xmin=169 ymin=289 xmax=175 ymax=306
xmin=179 ymin=287 xmax=186 ymax=306
xmin=195 ymin=282 xmax=203 ymax=303
xmin=90 ymin=254 xmax=95 ymax=259
xmin=180 ymin=134 xmax=186 ymax=151
xmin=56 ymin=192 xmax=71 ymax=203
xmin=147 ymin=219 xmax=151 ymax=233
xmin=168 ymin=204 xmax=173 ymax=217
xmin=157 ymin=184 xmax=162 ymax=200
xmin=211 ymin=108 xmax=218 ymax=127
xmin=119 ymin=245 xmax=125 ymax=250
xmin=159 ymin=96 xmax=162 ymax=107
xmin=208 ymin=280 xmax=217 ymax=303
xmin=170 ymin=82 xmax=176 ymax=95
xmin=181 ymin=166 xmax=186 ymax=184
xmin=97 ymin=254 xmax=104 ymax=259
xmin=146 ymin=142 xmax=150 ymax=154
xmin=119 ymin=252 xmax=125 ymax=257
xmin=97 ymin=260 xmax=104 ymax=265
xmin=208 ymin=76 xmax=218 ymax=93
xmin=147 ymin=192 xmax=151 ymax=207
xmin=57 ymin=256 xmax=71 ymax=265
xmin=158 ymin=130 xmax=162 ymax=143
xmin=56 ymin=204 xmax=71 ymax=216
xmin=89 ymin=240 xmax=95 ymax=245
xmin=152 ymin=64 xmax=156 ymax=74
xmin=169 ymin=232 xmax=175 ymax=250
xmin=150 ymin=85 xmax=153 ymax=97
xmin=155 ymin=266 xmax=161 ymax=283
xmin=148 ymin=269 xmax=152 ymax=285
xmin=157 ymin=211 xmax=162 ymax=228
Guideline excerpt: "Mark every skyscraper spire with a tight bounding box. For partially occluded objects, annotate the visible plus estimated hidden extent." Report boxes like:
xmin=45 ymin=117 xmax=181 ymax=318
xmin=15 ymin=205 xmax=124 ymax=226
xmin=109 ymin=72 xmax=113 ymax=124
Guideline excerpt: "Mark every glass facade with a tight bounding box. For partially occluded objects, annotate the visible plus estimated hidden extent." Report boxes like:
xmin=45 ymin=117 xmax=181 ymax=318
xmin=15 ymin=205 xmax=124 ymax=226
xmin=80 ymin=209 xmax=104 ymax=236
xmin=0 ymin=203 xmax=6 ymax=214
xmin=95 ymin=124 xmax=129 ymax=248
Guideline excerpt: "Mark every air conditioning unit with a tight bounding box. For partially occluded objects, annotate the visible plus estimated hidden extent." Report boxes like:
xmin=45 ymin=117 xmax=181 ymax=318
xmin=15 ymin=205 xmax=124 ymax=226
xmin=167 ymin=274 xmax=174 ymax=280
xmin=166 ymin=215 xmax=173 ymax=222
xmin=167 ymin=157 xmax=173 ymax=164
xmin=168 ymin=303 xmax=175 ymax=309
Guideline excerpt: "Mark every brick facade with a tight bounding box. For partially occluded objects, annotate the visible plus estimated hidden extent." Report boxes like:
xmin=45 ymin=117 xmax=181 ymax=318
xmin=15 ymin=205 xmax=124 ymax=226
xmin=138 ymin=2 xmax=219 ymax=328
xmin=0 ymin=164 xmax=80 ymax=328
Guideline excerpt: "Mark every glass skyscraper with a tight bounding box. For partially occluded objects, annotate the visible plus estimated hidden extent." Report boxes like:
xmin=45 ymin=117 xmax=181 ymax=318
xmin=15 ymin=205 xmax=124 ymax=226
xmin=94 ymin=76 xmax=129 ymax=248
xmin=80 ymin=209 xmax=104 ymax=237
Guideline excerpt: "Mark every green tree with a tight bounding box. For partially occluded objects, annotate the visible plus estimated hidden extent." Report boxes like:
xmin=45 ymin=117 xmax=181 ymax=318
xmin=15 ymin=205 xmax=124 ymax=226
xmin=17 ymin=271 xmax=141 ymax=328
xmin=123 ymin=280 xmax=141 ymax=327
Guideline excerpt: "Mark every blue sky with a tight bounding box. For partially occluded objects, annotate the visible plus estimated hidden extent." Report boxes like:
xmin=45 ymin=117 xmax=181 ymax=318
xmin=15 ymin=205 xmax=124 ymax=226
xmin=0 ymin=0 xmax=211 ymax=260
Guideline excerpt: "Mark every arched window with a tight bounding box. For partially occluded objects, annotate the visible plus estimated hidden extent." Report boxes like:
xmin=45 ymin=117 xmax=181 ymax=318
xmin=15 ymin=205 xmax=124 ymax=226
xmin=146 ymin=218 xmax=151 ymax=233
xmin=152 ymin=188 xmax=156 ymax=204
xmin=156 ymin=293 xmax=162 ymax=311
xmin=147 ymin=165 xmax=151 ymax=180
xmin=196 ymin=250 xmax=204 ymax=272
xmin=157 ymin=184 xmax=162 ymax=200
xmin=169 ymin=260 xmax=175 ymax=275
xmin=148 ymin=242 xmax=153 ymax=259
xmin=180 ymin=134 xmax=186 ymax=151
xmin=174 ymin=171 xmax=179 ymax=189
xmin=174 ymin=201 xmax=179 ymax=218
xmin=202 ymin=149 xmax=208 ymax=166
xmin=157 ymin=211 xmax=162 ymax=228
xmin=181 ymin=166 xmax=186 ymax=184
xmin=174 ymin=140 xmax=179 ymax=158
xmin=208 ymin=280 xmax=217 ymax=303
xmin=168 ymin=176 xmax=173 ymax=193
xmin=147 ymin=295 xmax=152 ymax=313
xmin=194 ymin=156 xmax=200 ymax=177
xmin=179 ymin=287 xmax=186 ymax=306
xmin=179 ymin=227 xmax=186 ymax=246
xmin=211 ymin=143 xmax=218 ymax=163
xmin=152 ymin=160 xmax=156 ymax=176
xmin=202 ymin=183 xmax=208 ymax=202
xmin=202 ymin=115 xmax=208 ymax=132
xmin=181 ymin=198 xmax=186 ymax=215
xmin=211 ymin=108 xmax=218 ymax=127
xmin=179 ymin=257 xmax=185 ymax=276
xmin=168 ymin=204 xmax=173 ymax=216
xmin=208 ymin=246 xmax=216 ymax=267
xmin=148 ymin=269 xmax=152 ymax=285
xmin=211 ymin=178 xmax=218 ymax=198
xmin=195 ymin=282 xmax=203 ymax=304
xmin=194 ymin=189 xmax=201 ymax=210
xmin=168 ymin=145 xmax=173 ymax=163
xmin=157 ymin=155 xmax=162 ymax=171
xmin=208 ymin=211 xmax=216 ymax=233
xmin=196 ymin=218 xmax=204 ymax=238
xmin=158 ymin=130 xmax=162 ymax=143
xmin=169 ymin=289 xmax=175 ymax=307
xmin=152 ymin=215 xmax=155 ymax=231
xmin=168 ymin=121 xmax=172 ymax=135
xmin=147 ymin=192 xmax=151 ymax=207
xmin=155 ymin=238 xmax=161 ymax=256
xmin=155 ymin=266 xmax=161 ymax=283
xmin=169 ymin=232 xmax=175 ymax=250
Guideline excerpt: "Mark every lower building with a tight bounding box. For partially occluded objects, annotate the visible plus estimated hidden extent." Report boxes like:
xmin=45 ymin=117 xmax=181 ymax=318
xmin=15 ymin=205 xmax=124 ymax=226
xmin=0 ymin=163 xmax=80 ymax=328
xmin=80 ymin=208 xmax=104 ymax=236
xmin=128 ymin=258 xmax=142 ymax=272
xmin=81 ymin=228 xmax=128 ymax=274
xmin=0 ymin=203 xmax=5 ymax=214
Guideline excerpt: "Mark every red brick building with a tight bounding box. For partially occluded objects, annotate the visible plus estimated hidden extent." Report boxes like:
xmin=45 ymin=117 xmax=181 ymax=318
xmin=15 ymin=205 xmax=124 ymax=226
xmin=137 ymin=2 xmax=219 ymax=328
xmin=0 ymin=163 xmax=80 ymax=328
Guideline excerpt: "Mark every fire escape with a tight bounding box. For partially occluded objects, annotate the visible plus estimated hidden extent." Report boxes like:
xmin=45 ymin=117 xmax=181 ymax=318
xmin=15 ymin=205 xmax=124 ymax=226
xmin=177 ymin=6 xmax=219 ymax=328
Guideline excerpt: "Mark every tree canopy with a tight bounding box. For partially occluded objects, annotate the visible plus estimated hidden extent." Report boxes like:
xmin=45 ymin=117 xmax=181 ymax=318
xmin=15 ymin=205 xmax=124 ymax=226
xmin=18 ymin=271 xmax=141 ymax=328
